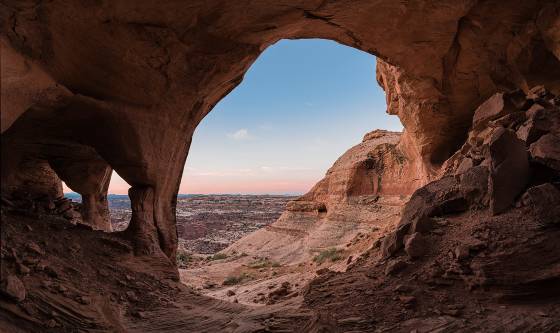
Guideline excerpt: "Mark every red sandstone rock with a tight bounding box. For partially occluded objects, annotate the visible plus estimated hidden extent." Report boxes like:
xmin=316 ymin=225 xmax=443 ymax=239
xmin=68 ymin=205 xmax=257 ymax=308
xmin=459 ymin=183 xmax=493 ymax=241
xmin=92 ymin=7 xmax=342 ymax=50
xmin=404 ymin=232 xmax=428 ymax=259
xmin=2 ymin=0 xmax=558 ymax=260
xmin=472 ymin=93 xmax=515 ymax=130
xmin=488 ymin=128 xmax=530 ymax=215
xmin=1 ymin=4 xmax=560 ymax=330
xmin=299 ymin=130 xmax=419 ymax=206
xmin=529 ymin=134 xmax=560 ymax=171
xmin=522 ymin=183 xmax=560 ymax=226
xmin=385 ymin=259 xmax=407 ymax=276
xmin=2 ymin=275 xmax=26 ymax=302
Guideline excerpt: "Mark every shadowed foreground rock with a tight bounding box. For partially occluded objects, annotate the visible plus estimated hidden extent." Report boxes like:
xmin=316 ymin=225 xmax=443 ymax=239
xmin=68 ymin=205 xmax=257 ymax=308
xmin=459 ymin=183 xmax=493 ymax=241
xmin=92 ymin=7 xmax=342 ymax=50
xmin=2 ymin=0 xmax=559 ymax=259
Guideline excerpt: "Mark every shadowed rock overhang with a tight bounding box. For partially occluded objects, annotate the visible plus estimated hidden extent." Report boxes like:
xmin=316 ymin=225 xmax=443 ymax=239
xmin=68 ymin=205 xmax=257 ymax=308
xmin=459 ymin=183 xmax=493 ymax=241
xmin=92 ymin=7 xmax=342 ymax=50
xmin=1 ymin=0 xmax=559 ymax=259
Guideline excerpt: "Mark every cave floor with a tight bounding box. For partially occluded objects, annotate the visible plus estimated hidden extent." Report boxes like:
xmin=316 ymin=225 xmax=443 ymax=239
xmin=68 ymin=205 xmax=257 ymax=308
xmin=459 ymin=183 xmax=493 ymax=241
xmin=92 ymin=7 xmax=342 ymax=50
xmin=1 ymin=206 xmax=560 ymax=332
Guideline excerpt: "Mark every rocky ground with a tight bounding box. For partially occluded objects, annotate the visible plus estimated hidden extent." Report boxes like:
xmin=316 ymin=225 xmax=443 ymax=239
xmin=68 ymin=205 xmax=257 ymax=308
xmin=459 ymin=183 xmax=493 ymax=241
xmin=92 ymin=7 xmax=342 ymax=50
xmin=0 ymin=209 xmax=312 ymax=333
xmin=174 ymin=195 xmax=294 ymax=254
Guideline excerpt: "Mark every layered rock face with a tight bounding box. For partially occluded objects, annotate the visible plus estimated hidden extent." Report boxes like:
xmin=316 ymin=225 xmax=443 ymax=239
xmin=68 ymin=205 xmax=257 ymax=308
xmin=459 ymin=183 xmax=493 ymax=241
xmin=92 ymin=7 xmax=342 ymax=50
xmin=292 ymin=130 xmax=419 ymax=210
xmin=382 ymin=87 xmax=560 ymax=259
xmin=300 ymin=88 xmax=560 ymax=332
xmin=224 ymin=130 xmax=415 ymax=264
xmin=2 ymin=0 xmax=559 ymax=260
xmin=1 ymin=2 xmax=560 ymax=330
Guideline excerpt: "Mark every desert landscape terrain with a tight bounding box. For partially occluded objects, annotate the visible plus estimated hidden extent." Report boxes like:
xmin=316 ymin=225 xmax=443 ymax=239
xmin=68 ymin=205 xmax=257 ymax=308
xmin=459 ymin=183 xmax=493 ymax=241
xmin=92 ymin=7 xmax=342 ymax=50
xmin=2 ymin=1 xmax=560 ymax=332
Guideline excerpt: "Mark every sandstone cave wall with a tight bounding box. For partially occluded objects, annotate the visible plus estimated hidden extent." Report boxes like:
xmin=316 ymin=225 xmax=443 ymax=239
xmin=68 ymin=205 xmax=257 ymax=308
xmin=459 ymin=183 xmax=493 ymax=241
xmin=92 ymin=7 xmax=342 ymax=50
xmin=1 ymin=0 xmax=559 ymax=259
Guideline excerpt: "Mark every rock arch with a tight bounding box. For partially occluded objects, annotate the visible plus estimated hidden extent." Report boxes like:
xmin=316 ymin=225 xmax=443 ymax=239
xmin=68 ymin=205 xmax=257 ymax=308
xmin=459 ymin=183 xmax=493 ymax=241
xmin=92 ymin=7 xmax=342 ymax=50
xmin=1 ymin=0 xmax=558 ymax=260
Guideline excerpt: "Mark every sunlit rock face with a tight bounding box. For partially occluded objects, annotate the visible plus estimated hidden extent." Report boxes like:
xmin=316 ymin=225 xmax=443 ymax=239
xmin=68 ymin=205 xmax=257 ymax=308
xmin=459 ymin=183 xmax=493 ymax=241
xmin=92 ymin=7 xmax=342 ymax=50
xmin=294 ymin=130 xmax=420 ymax=210
xmin=1 ymin=0 xmax=559 ymax=258
xmin=222 ymin=130 xmax=413 ymax=268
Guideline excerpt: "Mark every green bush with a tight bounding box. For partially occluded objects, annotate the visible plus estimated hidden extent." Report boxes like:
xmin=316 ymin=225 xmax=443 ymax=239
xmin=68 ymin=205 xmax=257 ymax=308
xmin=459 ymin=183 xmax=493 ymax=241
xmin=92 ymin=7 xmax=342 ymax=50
xmin=222 ymin=273 xmax=252 ymax=286
xmin=208 ymin=253 xmax=228 ymax=261
xmin=248 ymin=258 xmax=281 ymax=269
xmin=313 ymin=248 xmax=343 ymax=264
xmin=176 ymin=251 xmax=191 ymax=267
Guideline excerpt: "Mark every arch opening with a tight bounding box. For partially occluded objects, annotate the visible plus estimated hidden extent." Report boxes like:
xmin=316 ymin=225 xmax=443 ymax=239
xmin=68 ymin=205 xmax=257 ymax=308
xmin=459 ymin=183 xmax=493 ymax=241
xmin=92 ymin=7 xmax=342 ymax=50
xmin=179 ymin=38 xmax=404 ymax=253
xmin=171 ymin=39 xmax=414 ymax=304
xmin=62 ymin=171 xmax=131 ymax=232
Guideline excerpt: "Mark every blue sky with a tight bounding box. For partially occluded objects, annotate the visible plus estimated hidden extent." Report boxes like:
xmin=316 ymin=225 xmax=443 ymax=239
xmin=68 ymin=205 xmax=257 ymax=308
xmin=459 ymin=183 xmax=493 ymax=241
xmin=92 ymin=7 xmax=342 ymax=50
xmin=103 ymin=39 xmax=402 ymax=195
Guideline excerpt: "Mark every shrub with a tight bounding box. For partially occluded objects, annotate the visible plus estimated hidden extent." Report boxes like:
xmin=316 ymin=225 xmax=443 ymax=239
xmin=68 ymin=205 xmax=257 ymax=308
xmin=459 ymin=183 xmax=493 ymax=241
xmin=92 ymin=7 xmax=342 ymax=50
xmin=176 ymin=251 xmax=191 ymax=267
xmin=248 ymin=258 xmax=281 ymax=269
xmin=208 ymin=253 xmax=228 ymax=261
xmin=222 ymin=273 xmax=252 ymax=286
xmin=313 ymin=248 xmax=343 ymax=264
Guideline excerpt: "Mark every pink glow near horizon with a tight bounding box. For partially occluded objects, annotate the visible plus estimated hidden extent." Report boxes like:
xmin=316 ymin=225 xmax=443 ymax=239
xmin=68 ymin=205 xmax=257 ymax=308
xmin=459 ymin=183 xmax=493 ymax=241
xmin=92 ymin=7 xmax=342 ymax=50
xmin=178 ymin=178 xmax=317 ymax=195
xmin=63 ymin=171 xmax=319 ymax=195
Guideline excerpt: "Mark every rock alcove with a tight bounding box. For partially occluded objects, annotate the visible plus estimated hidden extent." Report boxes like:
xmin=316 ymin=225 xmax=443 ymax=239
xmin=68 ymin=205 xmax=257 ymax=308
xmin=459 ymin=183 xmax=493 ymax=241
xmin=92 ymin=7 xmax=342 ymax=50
xmin=4 ymin=1 xmax=557 ymax=262
xmin=1 ymin=1 xmax=560 ymax=331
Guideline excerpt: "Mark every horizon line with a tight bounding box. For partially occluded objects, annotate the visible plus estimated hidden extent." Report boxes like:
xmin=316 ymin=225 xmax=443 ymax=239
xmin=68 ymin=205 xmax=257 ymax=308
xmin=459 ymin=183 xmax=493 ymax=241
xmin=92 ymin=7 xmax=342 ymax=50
xmin=63 ymin=192 xmax=303 ymax=196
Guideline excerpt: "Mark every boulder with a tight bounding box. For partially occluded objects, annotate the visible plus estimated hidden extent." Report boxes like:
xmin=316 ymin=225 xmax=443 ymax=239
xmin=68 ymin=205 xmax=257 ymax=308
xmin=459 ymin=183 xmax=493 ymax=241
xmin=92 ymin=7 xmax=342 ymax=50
xmin=529 ymin=134 xmax=560 ymax=171
xmin=488 ymin=128 xmax=530 ymax=215
xmin=458 ymin=166 xmax=489 ymax=207
xmin=404 ymin=232 xmax=429 ymax=259
xmin=454 ymin=245 xmax=471 ymax=261
xmin=2 ymin=275 xmax=26 ymax=302
xmin=383 ymin=172 xmax=486 ymax=258
xmin=454 ymin=157 xmax=474 ymax=176
xmin=381 ymin=224 xmax=410 ymax=259
xmin=516 ymin=105 xmax=558 ymax=144
xmin=489 ymin=111 xmax=526 ymax=130
xmin=472 ymin=93 xmax=517 ymax=129
xmin=385 ymin=259 xmax=407 ymax=276
xmin=527 ymin=85 xmax=553 ymax=101
xmin=522 ymin=183 xmax=560 ymax=226
xmin=398 ymin=176 xmax=463 ymax=232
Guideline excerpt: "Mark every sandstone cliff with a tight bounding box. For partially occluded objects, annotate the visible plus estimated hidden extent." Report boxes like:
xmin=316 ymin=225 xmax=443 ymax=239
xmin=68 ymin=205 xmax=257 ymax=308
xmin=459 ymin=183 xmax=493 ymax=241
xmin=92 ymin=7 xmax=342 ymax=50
xmin=2 ymin=0 xmax=559 ymax=260
xmin=2 ymin=1 xmax=560 ymax=331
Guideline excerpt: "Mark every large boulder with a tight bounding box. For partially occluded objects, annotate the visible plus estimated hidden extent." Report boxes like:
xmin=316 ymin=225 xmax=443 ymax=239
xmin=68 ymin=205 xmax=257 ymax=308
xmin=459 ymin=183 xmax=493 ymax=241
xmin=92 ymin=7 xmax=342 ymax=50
xmin=382 ymin=173 xmax=483 ymax=258
xmin=458 ymin=165 xmax=490 ymax=208
xmin=472 ymin=92 xmax=521 ymax=130
xmin=487 ymin=128 xmax=530 ymax=215
xmin=529 ymin=134 xmax=560 ymax=171
xmin=516 ymin=104 xmax=553 ymax=144
xmin=404 ymin=232 xmax=429 ymax=259
xmin=522 ymin=183 xmax=560 ymax=226
xmin=1 ymin=275 xmax=26 ymax=302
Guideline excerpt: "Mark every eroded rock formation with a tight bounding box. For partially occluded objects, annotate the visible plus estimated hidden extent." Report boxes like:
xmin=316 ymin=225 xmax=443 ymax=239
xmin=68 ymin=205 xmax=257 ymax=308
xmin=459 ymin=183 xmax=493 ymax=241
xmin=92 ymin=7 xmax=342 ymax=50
xmin=382 ymin=87 xmax=560 ymax=259
xmin=181 ymin=130 xmax=414 ymax=295
xmin=1 ymin=1 xmax=560 ymax=331
xmin=2 ymin=0 xmax=559 ymax=260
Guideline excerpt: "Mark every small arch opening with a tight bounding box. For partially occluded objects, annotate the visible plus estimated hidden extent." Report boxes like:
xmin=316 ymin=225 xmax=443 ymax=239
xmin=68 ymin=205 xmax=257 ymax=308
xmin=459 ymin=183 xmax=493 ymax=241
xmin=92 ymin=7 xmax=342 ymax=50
xmin=62 ymin=171 xmax=131 ymax=232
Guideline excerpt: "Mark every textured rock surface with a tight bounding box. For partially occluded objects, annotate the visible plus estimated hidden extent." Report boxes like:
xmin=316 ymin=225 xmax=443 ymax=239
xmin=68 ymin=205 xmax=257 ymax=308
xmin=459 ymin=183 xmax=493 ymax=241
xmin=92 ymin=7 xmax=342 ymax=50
xmin=296 ymin=130 xmax=419 ymax=206
xmin=2 ymin=0 xmax=560 ymax=260
xmin=1 ymin=275 xmax=26 ymax=302
xmin=522 ymin=183 xmax=560 ymax=225
xmin=488 ymin=128 xmax=530 ymax=214
xmin=384 ymin=88 xmax=560 ymax=258
xmin=530 ymin=133 xmax=560 ymax=171
xmin=1 ymin=2 xmax=560 ymax=331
